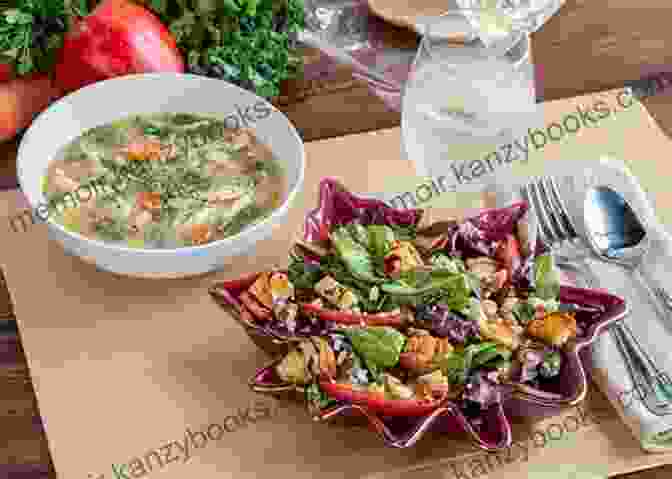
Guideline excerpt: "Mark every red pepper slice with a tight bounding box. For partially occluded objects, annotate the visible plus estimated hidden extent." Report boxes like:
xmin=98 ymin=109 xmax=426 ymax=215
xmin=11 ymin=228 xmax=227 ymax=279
xmin=238 ymin=302 xmax=257 ymax=325
xmin=301 ymin=303 xmax=403 ymax=326
xmin=319 ymin=381 xmax=444 ymax=417
xmin=211 ymin=272 xmax=263 ymax=297
xmin=494 ymin=269 xmax=508 ymax=289
xmin=240 ymin=292 xmax=272 ymax=321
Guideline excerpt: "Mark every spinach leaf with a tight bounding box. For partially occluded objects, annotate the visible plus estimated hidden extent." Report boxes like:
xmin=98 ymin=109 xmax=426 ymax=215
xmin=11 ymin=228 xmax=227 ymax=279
xmin=381 ymin=269 xmax=473 ymax=313
xmin=440 ymin=342 xmax=501 ymax=385
xmin=330 ymin=226 xmax=383 ymax=284
xmin=367 ymin=224 xmax=395 ymax=259
xmin=287 ymin=257 xmax=322 ymax=290
xmin=344 ymin=327 xmax=406 ymax=372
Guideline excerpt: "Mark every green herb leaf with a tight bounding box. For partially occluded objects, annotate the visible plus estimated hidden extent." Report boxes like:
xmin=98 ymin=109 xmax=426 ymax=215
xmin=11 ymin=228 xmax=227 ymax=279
xmin=141 ymin=0 xmax=305 ymax=98
xmin=0 ymin=0 xmax=71 ymax=77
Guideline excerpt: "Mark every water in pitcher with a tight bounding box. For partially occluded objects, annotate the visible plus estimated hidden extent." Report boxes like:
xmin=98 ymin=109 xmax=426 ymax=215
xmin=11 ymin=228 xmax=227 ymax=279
xmin=401 ymin=44 xmax=539 ymax=184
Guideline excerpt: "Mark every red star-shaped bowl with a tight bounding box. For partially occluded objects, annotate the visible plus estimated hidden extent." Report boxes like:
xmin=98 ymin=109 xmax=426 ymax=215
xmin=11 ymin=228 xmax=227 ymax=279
xmin=210 ymin=178 xmax=627 ymax=450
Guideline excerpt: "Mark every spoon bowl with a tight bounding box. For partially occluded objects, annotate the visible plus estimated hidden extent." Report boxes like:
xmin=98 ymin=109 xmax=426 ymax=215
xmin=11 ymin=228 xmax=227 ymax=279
xmin=583 ymin=186 xmax=649 ymax=268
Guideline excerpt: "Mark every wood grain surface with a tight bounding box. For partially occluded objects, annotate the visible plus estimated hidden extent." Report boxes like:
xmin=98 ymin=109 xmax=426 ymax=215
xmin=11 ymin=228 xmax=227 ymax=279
xmin=3 ymin=0 xmax=672 ymax=476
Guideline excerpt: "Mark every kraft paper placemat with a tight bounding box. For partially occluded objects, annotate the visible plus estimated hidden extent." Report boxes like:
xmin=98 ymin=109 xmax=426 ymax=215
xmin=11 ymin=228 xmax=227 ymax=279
xmin=2 ymin=90 xmax=672 ymax=479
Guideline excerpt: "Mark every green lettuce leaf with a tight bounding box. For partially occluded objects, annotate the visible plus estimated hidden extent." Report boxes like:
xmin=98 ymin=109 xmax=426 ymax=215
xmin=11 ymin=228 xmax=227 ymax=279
xmin=367 ymin=224 xmax=396 ymax=259
xmin=344 ymin=326 xmax=406 ymax=372
xmin=330 ymin=226 xmax=382 ymax=283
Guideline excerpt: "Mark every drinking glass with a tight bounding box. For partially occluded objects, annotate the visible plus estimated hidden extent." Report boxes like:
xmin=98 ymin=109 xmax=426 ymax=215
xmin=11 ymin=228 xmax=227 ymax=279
xmin=401 ymin=8 xmax=543 ymax=185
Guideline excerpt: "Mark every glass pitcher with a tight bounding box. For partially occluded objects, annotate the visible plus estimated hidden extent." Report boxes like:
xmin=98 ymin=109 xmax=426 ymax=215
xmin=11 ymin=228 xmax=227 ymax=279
xmin=401 ymin=5 xmax=544 ymax=186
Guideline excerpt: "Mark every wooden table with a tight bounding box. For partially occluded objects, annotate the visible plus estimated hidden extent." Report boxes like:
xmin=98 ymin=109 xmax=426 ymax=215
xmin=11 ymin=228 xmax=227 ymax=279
xmin=3 ymin=1 xmax=672 ymax=476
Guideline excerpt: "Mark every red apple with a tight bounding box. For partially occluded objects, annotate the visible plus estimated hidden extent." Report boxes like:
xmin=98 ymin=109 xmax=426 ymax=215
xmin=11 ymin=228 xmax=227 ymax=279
xmin=0 ymin=74 xmax=62 ymax=142
xmin=54 ymin=0 xmax=185 ymax=93
xmin=0 ymin=63 xmax=13 ymax=82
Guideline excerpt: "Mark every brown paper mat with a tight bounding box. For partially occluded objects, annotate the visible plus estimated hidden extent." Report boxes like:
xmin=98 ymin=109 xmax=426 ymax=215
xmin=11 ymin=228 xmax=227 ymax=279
xmin=3 ymin=90 xmax=672 ymax=478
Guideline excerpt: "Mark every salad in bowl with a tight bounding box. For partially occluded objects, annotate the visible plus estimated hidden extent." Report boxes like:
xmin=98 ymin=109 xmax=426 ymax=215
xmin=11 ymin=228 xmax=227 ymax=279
xmin=210 ymin=178 xmax=627 ymax=450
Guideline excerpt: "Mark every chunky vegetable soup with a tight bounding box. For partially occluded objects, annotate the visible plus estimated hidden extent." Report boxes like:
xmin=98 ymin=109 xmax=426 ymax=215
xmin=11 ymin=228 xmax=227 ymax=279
xmin=42 ymin=113 xmax=286 ymax=248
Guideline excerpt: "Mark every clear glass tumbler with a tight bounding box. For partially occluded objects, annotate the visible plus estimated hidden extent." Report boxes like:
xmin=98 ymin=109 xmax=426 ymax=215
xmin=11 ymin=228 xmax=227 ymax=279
xmin=401 ymin=8 xmax=543 ymax=187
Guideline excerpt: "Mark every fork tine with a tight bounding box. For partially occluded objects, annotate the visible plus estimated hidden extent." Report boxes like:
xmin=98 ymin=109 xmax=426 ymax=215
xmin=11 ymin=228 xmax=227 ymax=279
xmin=541 ymin=177 xmax=571 ymax=241
xmin=528 ymin=179 xmax=557 ymax=246
xmin=536 ymin=177 xmax=567 ymax=243
xmin=521 ymin=183 xmax=546 ymax=247
xmin=539 ymin=177 xmax=573 ymax=242
xmin=547 ymin=176 xmax=579 ymax=238
xmin=523 ymin=182 xmax=554 ymax=249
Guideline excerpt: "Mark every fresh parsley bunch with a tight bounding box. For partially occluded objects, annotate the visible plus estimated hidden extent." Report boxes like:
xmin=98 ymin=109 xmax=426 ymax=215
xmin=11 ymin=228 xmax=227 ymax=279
xmin=0 ymin=0 xmax=87 ymax=76
xmin=137 ymin=0 xmax=305 ymax=99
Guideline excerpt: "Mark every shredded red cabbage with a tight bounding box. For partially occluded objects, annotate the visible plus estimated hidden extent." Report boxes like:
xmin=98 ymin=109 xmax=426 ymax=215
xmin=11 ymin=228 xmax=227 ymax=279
xmin=418 ymin=304 xmax=480 ymax=344
xmin=303 ymin=178 xmax=423 ymax=244
xmin=443 ymin=202 xmax=529 ymax=259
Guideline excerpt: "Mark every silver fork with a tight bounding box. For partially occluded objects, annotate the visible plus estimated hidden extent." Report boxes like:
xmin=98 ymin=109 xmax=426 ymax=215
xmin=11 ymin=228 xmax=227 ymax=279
xmin=522 ymin=176 xmax=672 ymax=416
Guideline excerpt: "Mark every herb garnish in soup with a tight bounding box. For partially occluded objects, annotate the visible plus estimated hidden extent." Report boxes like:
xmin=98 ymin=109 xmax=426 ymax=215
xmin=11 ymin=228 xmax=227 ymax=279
xmin=42 ymin=113 xmax=286 ymax=248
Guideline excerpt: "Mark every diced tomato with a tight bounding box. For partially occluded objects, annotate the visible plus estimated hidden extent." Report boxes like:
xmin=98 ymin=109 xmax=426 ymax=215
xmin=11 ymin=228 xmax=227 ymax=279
xmin=384 ymin=257 xmax=402 ymax=276
xmin=301 ymin=303 xmax=404 ymax=326
xmin=136 ymin=191 xmax=161 ymax=211
xmin=319 ymin=222 xmax=330 ymax=243
xmin=431 ymin=235 xmax=449 ymax=251
xmin=496 ymin=234 xmax=522 ymax=278
xmin=319 ymin=380 xmax=444 ymax=417
xmin=125 ymin=140 xmax=162 ymax=161
xmin=190 ymin=224 xmax=212 ymax=245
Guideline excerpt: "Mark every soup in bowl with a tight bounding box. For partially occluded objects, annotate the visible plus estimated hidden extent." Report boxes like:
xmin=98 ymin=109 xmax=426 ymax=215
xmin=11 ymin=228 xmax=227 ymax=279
xmin=17 ymin=74 xmax=305 ymax=278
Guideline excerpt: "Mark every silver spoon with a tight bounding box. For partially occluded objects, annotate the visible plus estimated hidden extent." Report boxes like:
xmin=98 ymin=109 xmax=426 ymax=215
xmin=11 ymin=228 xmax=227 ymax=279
xmin=583 ymin=186 xmax=672 ymax=318
xmin=583 ymin=185 xmax=672 ymax=412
